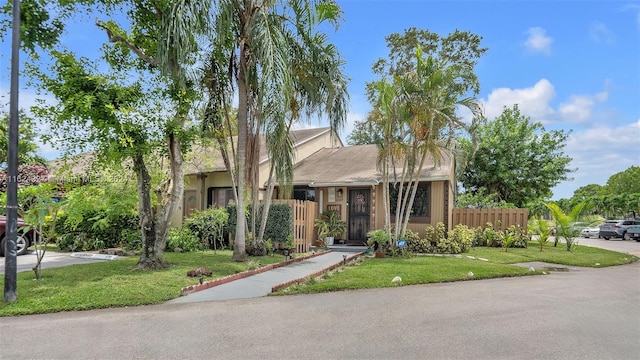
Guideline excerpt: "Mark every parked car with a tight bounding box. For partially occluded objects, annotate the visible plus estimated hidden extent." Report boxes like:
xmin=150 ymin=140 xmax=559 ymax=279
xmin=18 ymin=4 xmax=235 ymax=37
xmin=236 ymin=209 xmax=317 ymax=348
xmin=551 ymin=222 xmax=588 ymax=237
xmin=0 ymin=215 xmax=34 ymax=256
xmin=580 ymin=226 xmax=600 ymax=238
xmin=627 ymin=224 xmax=640 ymax=242
xmin=598 ymin=219 xmax=640 ymax=240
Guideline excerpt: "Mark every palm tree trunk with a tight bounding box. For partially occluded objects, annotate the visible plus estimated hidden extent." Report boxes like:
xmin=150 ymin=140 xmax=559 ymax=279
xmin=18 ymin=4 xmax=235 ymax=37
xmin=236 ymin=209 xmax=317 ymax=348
xmin=233 ymin=36 xmax=249 ymax=262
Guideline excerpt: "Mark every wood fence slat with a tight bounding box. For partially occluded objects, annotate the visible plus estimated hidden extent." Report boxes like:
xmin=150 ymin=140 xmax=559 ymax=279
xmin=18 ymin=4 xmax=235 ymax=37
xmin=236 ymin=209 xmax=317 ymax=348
xmin=452 ymin=208 xmax=529 ymax=231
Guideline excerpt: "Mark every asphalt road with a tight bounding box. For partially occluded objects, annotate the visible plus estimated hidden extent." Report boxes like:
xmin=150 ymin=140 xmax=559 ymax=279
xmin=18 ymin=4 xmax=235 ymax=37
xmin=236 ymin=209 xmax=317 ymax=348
xmin=1 ymin=239 xmax=639 ymax=360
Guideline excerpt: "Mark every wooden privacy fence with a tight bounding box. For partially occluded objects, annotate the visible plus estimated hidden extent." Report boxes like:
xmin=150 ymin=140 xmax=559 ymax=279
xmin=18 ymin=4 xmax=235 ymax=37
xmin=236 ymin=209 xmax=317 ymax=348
xmin=452 ymin=208 xmax=529 ymax=231
xmin=272 ymin=199 xmax=317 ymax=253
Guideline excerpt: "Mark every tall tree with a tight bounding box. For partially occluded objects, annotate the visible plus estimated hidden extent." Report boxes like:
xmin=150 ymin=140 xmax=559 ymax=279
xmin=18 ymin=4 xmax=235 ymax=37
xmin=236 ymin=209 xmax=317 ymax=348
xmin=370 ymin=48 xmax=482 ymax=240
xmin=173 ymin=0 xmax=347 ymax=261
xmin=460 ymin=105 xmax=573 ymax=207
xmin=29 ymin=0 xmax=202 ymax=269
xmin=346 ymin=116 xmax=385 ymax=146
xmin=367 ymin=28 xmax=485 ymax=239
xmin=604 ymin=166 xmax=640 ymax=195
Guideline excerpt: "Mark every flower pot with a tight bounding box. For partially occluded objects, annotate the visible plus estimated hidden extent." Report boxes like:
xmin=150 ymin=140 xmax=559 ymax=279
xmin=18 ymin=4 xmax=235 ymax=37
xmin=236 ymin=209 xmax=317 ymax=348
xmin=315 ymin=240 xmax=325 ymax=247
xmin=374 ymin=250 xmax=385 ymax=258
xmin=325 ymin=236 xmax=334 ymax=246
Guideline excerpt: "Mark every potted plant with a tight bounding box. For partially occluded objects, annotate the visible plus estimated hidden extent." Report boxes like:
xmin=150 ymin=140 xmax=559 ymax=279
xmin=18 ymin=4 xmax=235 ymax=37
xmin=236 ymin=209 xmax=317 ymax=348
xmin=315 ymin=210 xmax=346 ymax=246
xmin=367 ymin=229 xmax=390 ymax=258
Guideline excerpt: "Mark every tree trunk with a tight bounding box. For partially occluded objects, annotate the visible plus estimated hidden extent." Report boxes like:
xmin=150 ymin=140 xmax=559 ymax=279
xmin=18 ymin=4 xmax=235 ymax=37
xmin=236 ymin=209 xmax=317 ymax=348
xmin=233 ymin=37 xmax=249 ymax=262
xmin=134 ymin=152 xmax=164 ymax=269
xmin=155 ymin=133 xmax=184 ymax=256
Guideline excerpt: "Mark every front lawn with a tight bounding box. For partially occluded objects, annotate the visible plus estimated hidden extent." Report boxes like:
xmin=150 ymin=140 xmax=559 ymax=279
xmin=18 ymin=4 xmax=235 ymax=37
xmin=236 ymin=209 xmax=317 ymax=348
xmin=0 ymin=250 xmax=285 ymax=316
xmin=274 ymin=242 xmax=637 ymax=295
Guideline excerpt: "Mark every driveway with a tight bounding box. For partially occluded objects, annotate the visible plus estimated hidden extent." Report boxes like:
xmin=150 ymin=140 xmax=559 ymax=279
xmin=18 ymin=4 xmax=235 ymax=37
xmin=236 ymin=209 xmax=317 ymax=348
xmin=551 ymin=235 xmax=640 ymax=256
xmin=0 ymin=250 xmax=112 ymax=275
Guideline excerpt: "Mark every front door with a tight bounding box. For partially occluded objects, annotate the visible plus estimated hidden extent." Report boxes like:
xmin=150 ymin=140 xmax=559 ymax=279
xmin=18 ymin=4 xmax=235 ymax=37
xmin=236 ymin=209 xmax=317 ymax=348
xmin=348 ymin=189 xmax=370 ymax=244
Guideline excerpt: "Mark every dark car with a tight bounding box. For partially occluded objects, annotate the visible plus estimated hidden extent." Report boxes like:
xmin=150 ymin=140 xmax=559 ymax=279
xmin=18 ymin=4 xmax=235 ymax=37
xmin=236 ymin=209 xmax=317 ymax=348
xmin=598 ymin=219 xmax=640 ymax=240
xmin=0 ymin=215 xmax=34 ymax=256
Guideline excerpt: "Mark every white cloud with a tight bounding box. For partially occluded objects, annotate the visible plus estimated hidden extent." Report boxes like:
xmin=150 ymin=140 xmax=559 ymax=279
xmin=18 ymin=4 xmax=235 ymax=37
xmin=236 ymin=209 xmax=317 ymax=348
xmin=590 ymin=21 xmax=614 ymax=43
xmin=558 ymin=89 xmax=608 ymax=123
xmin=480 ymin=79 xmax=635 ymax=199
xmin=552 ymin=121 xmax=640 ymax=199
xmin=482 ymin=79 xmax=556 ymax=122
xmin=523 ymin=27 xmax=553 ymax=55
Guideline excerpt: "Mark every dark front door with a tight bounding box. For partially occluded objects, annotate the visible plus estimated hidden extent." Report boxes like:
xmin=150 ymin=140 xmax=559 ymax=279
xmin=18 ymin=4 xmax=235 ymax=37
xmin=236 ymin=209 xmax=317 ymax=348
xmin=348 ymin=189 xmax=370 ymax=244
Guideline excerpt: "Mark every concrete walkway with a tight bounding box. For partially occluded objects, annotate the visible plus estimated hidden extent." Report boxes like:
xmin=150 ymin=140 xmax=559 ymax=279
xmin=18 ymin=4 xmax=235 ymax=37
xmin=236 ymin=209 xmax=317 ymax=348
xmin=167 ymin=248 xmax=365 ymax=304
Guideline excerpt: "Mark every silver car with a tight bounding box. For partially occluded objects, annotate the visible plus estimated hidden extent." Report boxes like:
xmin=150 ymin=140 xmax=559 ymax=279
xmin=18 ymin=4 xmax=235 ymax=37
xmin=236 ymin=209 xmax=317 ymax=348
xmin=599 ymin=220 xmax=640 ymax=240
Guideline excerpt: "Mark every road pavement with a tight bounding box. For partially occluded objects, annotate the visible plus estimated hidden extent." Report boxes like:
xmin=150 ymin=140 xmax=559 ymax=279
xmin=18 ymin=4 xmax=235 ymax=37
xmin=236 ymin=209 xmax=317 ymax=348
xmin=1 ymin=239 xmax=638 ymax=359
xmin=1 ymin=260 xmax=638 ymax=359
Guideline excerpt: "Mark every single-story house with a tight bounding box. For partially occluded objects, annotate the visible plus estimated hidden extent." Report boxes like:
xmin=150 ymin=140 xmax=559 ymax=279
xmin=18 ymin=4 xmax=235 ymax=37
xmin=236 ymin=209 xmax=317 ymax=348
xmin=284 ymin=144 xmax=455 ymax=244
xmin=182 ymin=128 xmax=455 ymax=243
xmin=48 ymin=127 xmax=456 ymax=242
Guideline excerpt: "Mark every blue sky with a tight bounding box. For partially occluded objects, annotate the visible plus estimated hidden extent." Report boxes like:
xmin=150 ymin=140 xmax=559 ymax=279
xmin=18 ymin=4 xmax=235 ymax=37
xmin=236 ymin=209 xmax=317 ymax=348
xmin=1 ymin=0 xmax=639 ymax=200
xmin=323 ymin=0 xmax=640 ymax=200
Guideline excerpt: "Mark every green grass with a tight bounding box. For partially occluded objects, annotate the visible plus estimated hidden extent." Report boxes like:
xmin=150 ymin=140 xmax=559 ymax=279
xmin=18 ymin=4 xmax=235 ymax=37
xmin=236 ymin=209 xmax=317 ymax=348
xmin=467 ymin=241 xmax=636 ymax=267
xmin=274 ymin=242 xmax=637 ymax=295
xmin=0 ymin=250 xmax=284 ymax=316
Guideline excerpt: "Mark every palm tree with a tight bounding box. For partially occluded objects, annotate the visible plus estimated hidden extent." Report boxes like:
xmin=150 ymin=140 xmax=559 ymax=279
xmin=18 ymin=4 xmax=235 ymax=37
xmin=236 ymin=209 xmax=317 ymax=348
xmin=170 ymin=0 xmax=346 ymax=260
xmin=546 ymin=202 xmax=586 ymax=251
xmin=370 ymin=48 xmax=482 ymax=240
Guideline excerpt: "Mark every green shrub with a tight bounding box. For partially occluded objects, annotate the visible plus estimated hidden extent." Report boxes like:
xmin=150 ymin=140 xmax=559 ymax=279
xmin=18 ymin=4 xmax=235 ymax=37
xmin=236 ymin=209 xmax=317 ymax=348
xmin=505 ymin=225 xmax=529 ymax=249
xmin=405 ymin=228 xmax=432 ymax=253
xmin=435 ymin=223 xmax=474 ymax=254
xmin=227 ymin=203 xmax=293 ymax=244
xmin=55 ymin=210 xmax=140 ymax=251
xmin=166 ymin=227 xmax=204 ymax=252
xmin=185 ymin=207 xmax=229 ymax=249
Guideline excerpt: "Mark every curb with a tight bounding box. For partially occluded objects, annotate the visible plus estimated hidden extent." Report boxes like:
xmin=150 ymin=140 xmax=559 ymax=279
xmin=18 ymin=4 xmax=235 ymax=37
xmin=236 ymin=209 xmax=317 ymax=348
xmin=270 ymin=251 xmax=365 ymax=293
xmin=181 ymin=250 xmax=333 ymax=294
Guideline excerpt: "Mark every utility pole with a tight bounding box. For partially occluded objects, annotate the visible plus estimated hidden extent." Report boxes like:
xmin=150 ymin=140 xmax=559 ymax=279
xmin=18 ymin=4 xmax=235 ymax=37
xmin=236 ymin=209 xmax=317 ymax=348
xmin=4 ymin=0 xmax=21 ymax=303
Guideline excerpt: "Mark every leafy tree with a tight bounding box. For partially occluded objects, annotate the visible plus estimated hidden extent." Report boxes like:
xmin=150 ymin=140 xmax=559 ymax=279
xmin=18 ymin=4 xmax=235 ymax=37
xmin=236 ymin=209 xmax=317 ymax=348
xmin=346 ymin=115 xmax=385 ymax=145
xmin=460 ymin=105 xmax=573 ymax=207
xmin=604 ymin=166 xmax=640 ymax=195
xmin=27 ymin=0 xmax=201 ymax=269
xmin=0 ymin=0 xmax=67 ymax=54
xmin=456 ymin=187 xmax=516 ymax=209
xmin=0 ymin=111 xmax=46 ymax=168
xmin=572 ymin=184 xmax=604 ymax=201
xmin=372 ymin=27 xmax=487 ymax=95
xmin=16 ymin=183 xmax=64 ymax=279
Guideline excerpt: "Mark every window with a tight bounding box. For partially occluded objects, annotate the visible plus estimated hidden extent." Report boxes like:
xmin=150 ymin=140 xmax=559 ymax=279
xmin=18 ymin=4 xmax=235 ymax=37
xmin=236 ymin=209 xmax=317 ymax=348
xmin=389 ymin=182 xmax=430 ymax=217
xmin=292 ymin=187 xmax=316 ymax=201
xmin=208 ymin=187 xmax=234 ymax=208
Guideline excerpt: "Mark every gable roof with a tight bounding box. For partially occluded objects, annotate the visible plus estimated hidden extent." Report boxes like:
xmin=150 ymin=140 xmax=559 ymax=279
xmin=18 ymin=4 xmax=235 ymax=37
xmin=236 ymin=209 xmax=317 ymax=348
xmin=291 ymin=144 xmax=453 ymax=187
xmin=183 ymin=127 xmax=338 ymax=175
xmin=48 ymin=127 xmax=338 ymax=178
